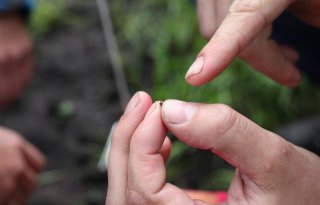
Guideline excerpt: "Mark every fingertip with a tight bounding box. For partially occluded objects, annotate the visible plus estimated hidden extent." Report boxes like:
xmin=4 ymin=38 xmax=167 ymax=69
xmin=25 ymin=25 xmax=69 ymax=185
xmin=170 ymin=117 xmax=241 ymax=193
xmin=185 ymin=57 xmax=205 ymax=80
xmin=136 ymin=91 xmax=152 ymax=102
xmin=37 ymin=152 xmax=47 ymax=171
xmin=136 ymin=91 xmax=153 ymax=110
xmin=161 ymin=100 xmax=197 ymax=125
xmin=123 ymin=91 xmax=153 ymax=116
xmin=20 ymin=140 xmax=46 ymax=172
xmin=185 ymin=56 xmax=215 ymax=86
xmin=185 ymin=42 xmax=235 ymax=86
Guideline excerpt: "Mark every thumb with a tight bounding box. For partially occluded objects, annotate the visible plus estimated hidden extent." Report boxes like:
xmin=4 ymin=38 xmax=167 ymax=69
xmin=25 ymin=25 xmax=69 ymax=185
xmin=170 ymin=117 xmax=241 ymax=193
xmin=161 ymin=100 xmax=297 ymax=187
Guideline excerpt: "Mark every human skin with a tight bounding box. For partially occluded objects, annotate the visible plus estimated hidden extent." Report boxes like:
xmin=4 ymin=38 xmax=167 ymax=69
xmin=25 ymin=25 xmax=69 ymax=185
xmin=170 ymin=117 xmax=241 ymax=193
xmin=106 ymin=92 xmax=320 ymax=205
xmin=0 ymin=127 xmax=46 ymax=204
xmin=188 ymin=0 xmax=320 ymax=87
xmin=0 ymin=11 xmax=33 ymax=108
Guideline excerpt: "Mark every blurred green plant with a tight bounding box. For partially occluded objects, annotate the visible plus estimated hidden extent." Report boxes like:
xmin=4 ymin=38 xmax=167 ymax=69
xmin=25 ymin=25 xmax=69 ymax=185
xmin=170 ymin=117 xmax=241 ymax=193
xmin=29 ymin=0 xmax=70 ymax=35
xmin=29 ymin=0 xmax=65 ymax=34
xmin=54 ymin=100 xmax=76 ymax=121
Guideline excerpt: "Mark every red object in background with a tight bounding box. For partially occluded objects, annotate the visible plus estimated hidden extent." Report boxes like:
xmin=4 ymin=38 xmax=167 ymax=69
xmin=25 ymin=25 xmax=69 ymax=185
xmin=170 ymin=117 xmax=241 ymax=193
xmin=184 ymin=190 xmax=227 ymax=204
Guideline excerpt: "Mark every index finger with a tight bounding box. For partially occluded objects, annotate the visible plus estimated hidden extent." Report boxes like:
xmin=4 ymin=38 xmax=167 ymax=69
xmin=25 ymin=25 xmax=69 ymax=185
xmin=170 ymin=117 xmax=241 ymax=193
xmin=186 ymin=0 xmax=292 ymax=85
xmin=22 ymin=142 xmax=46 ymax=172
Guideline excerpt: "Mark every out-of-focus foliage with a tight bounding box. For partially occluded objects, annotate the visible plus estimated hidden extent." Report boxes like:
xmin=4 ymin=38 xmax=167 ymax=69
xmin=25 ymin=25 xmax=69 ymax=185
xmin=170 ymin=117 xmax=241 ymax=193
xmin=29 ymin=0 xmax=80 ymax=35
xmin=29 ymin=0 xmax=65 ymax=34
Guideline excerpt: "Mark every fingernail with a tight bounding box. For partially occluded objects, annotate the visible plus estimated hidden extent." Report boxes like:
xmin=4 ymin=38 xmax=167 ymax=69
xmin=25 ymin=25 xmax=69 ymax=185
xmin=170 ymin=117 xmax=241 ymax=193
xmin=145 ymin=102 xmax=159 ymax=118
xmin=124 ymin=92 xmax=140 ymax=114
xmin=162 ymin=100 xmax=197 ymax=124
xmin=185 ymin=56 xmax=204 ymax=79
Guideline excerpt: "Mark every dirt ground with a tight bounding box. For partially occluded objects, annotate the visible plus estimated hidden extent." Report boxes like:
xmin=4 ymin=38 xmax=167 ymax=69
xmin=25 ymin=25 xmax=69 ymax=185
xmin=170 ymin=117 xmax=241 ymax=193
xmin=0 ymin=1 xmax=120 ymax=205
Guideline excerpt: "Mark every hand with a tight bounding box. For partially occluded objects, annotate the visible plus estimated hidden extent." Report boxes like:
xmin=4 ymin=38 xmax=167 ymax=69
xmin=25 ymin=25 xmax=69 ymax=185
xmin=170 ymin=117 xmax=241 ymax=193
xmin=107 ymin=92 xmax=320 ymax=205
xmin=0 ymin=12 xmax=34 ymax=108
xmin=0 ymin=127 xmax=46 ymax=205
xmin=188 ymin=0 xmax=320 ymax=87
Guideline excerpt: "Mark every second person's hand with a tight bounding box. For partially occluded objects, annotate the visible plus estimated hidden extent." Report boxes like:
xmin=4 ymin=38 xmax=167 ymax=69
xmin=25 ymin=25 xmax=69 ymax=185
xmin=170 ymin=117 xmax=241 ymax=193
xmin=189 ymin=0 xmax=314 ymax=87
xmin=0 ymin=127 xmax=46 ymax=205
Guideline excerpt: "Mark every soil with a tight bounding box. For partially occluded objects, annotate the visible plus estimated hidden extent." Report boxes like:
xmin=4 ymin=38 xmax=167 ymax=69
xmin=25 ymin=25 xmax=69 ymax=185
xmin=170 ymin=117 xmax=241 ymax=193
xmin=0 ymin=1 xmax=120 ymax=204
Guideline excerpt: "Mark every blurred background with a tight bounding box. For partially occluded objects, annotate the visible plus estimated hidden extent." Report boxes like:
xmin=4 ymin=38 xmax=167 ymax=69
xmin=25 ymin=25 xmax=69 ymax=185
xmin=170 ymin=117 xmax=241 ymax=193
xmin=0 ymin=0 xmax=320 ymax=204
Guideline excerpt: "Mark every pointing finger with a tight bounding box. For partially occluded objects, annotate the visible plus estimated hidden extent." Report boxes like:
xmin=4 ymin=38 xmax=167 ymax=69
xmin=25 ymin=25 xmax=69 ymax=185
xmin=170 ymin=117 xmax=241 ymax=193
xmin=187 ymin=0 xmax=292 ymax=85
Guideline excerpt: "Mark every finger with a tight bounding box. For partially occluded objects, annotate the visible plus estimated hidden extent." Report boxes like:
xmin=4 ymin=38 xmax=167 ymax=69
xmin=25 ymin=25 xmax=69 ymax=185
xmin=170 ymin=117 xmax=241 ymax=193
xmin=197 ymin=0 xmax=232 ymax=39
xmin=0 ymin=179 xmax=15 ymax=204
xmin=197 ymin=0 xmax=217 ymax=39
xmin=240 ymin=27 xmax=301 ymax=87
xmin=227 ymin=169 xmax=245 ymax=203
xmin=128 ymin=102 xmax=167 ymax=194
xmin=106 ymin=92 xmax=153 ymax=205
xmin=279 ymin=45 xmax=299 ymax=63
xmin=127 ymin=102 xmax=193 ymax=205
xmin=22 ymin=142 xmax=46 ymax=172
xmin=159 ymin=136 xmax=171 ymax=163
xmin=10 ymin=187 xmax=28 ymax=205
xmin=186 ymin=0 xmax=292 ymax=85
xmin=161 ymin=100 xmax=299 ymax=188
xmin=19 ymin=168 xmax=37 ymax=194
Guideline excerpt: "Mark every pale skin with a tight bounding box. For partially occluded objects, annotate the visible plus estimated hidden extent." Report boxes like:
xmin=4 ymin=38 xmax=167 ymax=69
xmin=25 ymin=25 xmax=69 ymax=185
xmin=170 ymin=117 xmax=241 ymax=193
xmin=187 ymin=0 xmax=320 ymax=87
xmin=0 ymin=127 xmax=46 ymax=205
xmin=106 ymin=92 xmax=320 ymax=205
xmin=0 ymin=11 xmax=33 ymax=108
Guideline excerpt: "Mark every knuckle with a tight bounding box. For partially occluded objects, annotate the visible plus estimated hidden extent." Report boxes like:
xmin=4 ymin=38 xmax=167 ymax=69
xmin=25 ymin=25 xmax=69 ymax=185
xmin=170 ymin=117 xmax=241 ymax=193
xmin=214 ymin=104 xmax=238 ymax=134
xmin=263 ymin=137 xmax=292 ymax=173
